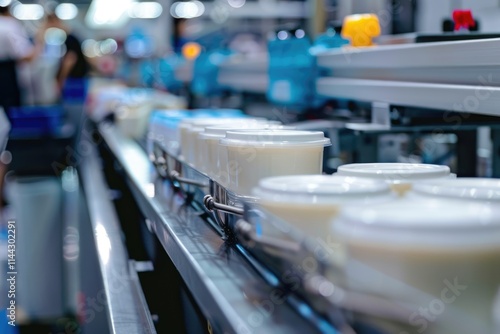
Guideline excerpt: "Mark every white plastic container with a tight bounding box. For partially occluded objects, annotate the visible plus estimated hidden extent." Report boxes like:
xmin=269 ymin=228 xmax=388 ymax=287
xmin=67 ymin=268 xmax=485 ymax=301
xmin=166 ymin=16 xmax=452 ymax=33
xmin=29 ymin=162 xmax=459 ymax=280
xmin=219 ymin=130 xmax=331 ymax=196
xmin=198 ymin=122 xmax=288 ymax=181
xmin=147 ymin=110 xmax=192 ymax=156
xmin=252 ymin=175 xmax=393 ymax=241
xmin=335 ymin=163 xmax=453 ymax=196
xmin=179 ymin=118 xmax=249 ymax=166
xmin=116 ymin=103 xmax=154 ymax=139
xmin=334 ymin=199 xmax=500 ymax=334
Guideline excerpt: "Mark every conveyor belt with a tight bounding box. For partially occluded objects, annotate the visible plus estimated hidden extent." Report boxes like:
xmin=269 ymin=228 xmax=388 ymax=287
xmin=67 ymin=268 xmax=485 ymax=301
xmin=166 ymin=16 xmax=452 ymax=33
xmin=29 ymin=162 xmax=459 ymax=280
xmin=98 ymin=124 xmax=326 ymax=334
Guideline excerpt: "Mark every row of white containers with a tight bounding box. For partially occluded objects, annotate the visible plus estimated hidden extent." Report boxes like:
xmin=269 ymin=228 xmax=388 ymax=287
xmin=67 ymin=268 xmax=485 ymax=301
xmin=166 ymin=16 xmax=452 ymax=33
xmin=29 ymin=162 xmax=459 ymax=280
xmin=148 ymin=110 xmax=500 ymax=334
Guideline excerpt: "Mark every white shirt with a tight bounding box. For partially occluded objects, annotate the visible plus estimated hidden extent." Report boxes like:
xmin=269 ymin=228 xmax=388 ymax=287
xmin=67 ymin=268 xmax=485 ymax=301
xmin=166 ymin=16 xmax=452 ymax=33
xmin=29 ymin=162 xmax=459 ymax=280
xmin=0 ymin=15 xmax=34 ymax=60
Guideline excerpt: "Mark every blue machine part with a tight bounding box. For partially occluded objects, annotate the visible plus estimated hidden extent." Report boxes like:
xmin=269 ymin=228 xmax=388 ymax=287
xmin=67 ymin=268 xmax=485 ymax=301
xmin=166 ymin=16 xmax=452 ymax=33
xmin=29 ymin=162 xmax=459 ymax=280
xmin=158 ymin=54 xmax=185 ymax=91
xmin=267 ymin=30 xmax=315 ymax=110
xmin=125 ymin=28 xmax=154 ymax=59
xmin=139 ymin=59 xmax=157 ymax=88
xmin=311 ymin=27 xmax=349 ymax=53
xmin=267 ymin=28 xmax=349 ymax=111
xmin=191 ymin=49 xmax=232 ymax=96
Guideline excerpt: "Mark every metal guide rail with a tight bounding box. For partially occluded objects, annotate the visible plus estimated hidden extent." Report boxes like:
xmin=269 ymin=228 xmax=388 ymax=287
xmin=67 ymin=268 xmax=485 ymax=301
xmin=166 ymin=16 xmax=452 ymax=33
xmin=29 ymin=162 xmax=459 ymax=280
xmin=98 ymin=124 xmax=325 ymax=334
xmin=80 ymin=139 xmax=156 ymax=334
xmin=315 ymin=37 xmax=500 ymax=117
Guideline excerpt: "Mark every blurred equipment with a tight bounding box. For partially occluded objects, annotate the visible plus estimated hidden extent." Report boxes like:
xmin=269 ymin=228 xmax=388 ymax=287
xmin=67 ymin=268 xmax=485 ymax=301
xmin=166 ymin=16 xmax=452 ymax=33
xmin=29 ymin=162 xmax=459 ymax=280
xmin=0 ymin=108 xmax=10 ymax=153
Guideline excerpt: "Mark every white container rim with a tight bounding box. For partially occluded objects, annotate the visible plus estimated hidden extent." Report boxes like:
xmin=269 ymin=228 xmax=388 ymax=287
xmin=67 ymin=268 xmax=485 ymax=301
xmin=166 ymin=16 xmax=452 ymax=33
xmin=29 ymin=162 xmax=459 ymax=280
xmin=335 ymin=199 xmax=500 ymax=249
xmin=336 ymin=163 xmax=451 ymax=184
xmin=253 ymin=175 xmax=392 ymax=205
xmin=412 ymin=177 xmax=500 ymax=202
xmin=199 ymin=124 xmax=293 ymax=139
xmin=220 ymin=130 xmax=331 ymax=148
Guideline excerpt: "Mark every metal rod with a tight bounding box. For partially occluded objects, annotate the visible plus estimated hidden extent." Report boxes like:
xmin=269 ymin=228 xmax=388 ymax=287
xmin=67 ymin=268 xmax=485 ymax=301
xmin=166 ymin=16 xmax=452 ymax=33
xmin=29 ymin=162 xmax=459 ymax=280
xmin=170 ymin=171 xmax=209 ymax=188
xmin=203 ymin=195 xmax=244 ymax=216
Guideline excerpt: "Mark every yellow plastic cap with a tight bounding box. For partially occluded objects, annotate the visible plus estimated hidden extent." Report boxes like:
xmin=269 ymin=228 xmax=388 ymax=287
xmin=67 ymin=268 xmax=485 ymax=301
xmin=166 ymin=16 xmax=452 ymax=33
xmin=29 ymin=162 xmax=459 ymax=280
xmin=341 ymin=14 xmax=381 ymax=47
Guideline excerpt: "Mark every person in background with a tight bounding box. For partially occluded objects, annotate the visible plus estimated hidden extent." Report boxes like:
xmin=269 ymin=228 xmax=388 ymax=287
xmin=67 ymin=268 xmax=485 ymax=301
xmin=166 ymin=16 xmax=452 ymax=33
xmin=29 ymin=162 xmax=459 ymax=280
xmin=0 ymin=4 xmax=43 ymax=212
xmin=0 ymin=4 xmax=43 ymax=112
xmin=44 ymin=13 xmax=89 ymax=98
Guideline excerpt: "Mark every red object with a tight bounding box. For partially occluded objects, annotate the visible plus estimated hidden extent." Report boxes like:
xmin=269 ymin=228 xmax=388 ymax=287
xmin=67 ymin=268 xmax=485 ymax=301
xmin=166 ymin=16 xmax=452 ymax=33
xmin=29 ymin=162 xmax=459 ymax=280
xmin=453 ymin=9 xmax=476 ymax=31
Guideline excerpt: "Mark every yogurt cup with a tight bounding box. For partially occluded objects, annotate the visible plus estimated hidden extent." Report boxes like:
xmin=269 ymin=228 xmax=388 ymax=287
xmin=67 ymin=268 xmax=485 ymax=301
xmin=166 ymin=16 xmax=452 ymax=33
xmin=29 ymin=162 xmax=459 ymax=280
xmin=219 ymin=130 xmax=331 ymax=196
xmin=335 ymin=163 xmax=453 ymax=196
xmin=147 ymin=110 xmax=192 ymax=156
xmin=199 ymin=122 xmax=289 ymax=182
xmin=252 ymin=175 xmax=393 ymax=242
xmin=179 ymin=117 xmax=252 ymax=166
xmin=334 ymin=199 xmax=500 ymax=333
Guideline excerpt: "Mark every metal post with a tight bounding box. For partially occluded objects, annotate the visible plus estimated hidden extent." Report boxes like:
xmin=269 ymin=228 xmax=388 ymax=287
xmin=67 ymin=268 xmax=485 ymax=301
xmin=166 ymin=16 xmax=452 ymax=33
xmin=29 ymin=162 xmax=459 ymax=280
xmin=492 ymin=128 xmax=500 ymax=178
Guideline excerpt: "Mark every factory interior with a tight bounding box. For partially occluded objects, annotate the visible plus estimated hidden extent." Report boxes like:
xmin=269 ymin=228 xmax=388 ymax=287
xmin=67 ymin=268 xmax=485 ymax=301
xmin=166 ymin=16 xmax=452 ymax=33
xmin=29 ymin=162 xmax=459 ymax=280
xmin=2 ymin=0 xmax=500 ymax=333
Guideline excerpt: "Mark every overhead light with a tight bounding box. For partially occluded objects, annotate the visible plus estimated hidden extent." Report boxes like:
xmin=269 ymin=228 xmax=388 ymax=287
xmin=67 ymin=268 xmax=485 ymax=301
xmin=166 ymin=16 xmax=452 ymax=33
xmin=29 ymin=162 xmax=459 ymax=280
xmin=99 ymin=38 xmax=118 ymax=55
xmin=170 ymin=1 xmax=204 ymax=19
xmin=227 ymin=0 xmax=245 ymax=9
xmin=0 ymin=0 xmax=12 ymax=7
xmin=44 ymin=28 xmax=67 ymax=45
xmin=82 ymin=39 xmax=98 ymax=58
xmin=277 ymin=30 xmax=288 ymax=40
xmin=12 ymin=4 xmax=44 ymax=20
xmin=295 ymin=29 xmax=305 ymax=39
xmin=55 ymin=3 xmax=78 ymax=20
xmin=85 ymin=0 xmax=135 ymax=28
xmin=128 ymin=2 xmax=162 ymax=19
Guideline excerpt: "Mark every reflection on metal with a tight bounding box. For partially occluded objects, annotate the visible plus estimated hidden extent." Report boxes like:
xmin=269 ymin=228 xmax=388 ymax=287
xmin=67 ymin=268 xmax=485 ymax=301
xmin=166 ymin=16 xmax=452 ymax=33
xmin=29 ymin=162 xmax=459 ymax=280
xmin=62 ymin=167 xmax=80 ymax=316
xmin=95 ymin=224 xmax=112 ymax=265
xmin=63 ymin=227 xmax=80 ymax=261
xmin=235 ymin=219 xmax=301 ymax=253
xmin=81 ymin=142 xmax=156 ymax=334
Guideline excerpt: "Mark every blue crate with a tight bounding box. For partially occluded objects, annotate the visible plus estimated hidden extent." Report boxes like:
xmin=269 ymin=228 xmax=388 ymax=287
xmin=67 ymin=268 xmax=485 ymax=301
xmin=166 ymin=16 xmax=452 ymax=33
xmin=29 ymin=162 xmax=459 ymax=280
xmin=8 ymin=105 xmax=64 ymax=136
xmin=61 ymin=78 xmax=88 ymax=103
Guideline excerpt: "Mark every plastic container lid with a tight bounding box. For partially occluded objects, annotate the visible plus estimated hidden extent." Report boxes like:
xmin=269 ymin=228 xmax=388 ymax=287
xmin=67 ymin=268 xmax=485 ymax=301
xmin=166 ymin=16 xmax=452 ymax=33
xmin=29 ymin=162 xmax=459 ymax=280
xmin=335 ymin=199 xmax=499 ymax=248
xmin=199 ymin=122 xmax=290 ymax=139
xmin=412 ymin=178 xmax=500 ymax=202
xmin=190 ymin=118 xmax=271 ymax=133
xmin=220 ymin=130 xmax=331 ymax=147
xmin=336 ymin=163 xmax=451 ymax=184
xmin=253 ymin=175 xmax=392 ymax=205
xmin=180 ymin=117 xmax=265 ymax=130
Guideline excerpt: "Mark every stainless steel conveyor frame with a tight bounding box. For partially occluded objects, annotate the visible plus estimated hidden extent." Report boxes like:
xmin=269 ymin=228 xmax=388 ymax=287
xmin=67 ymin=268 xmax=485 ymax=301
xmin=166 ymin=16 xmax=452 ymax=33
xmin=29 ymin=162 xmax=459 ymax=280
xmin=80 ymin=139 xmax=157 ymax=334
xmin=96 ymin=124 xmax=328 ymax=334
